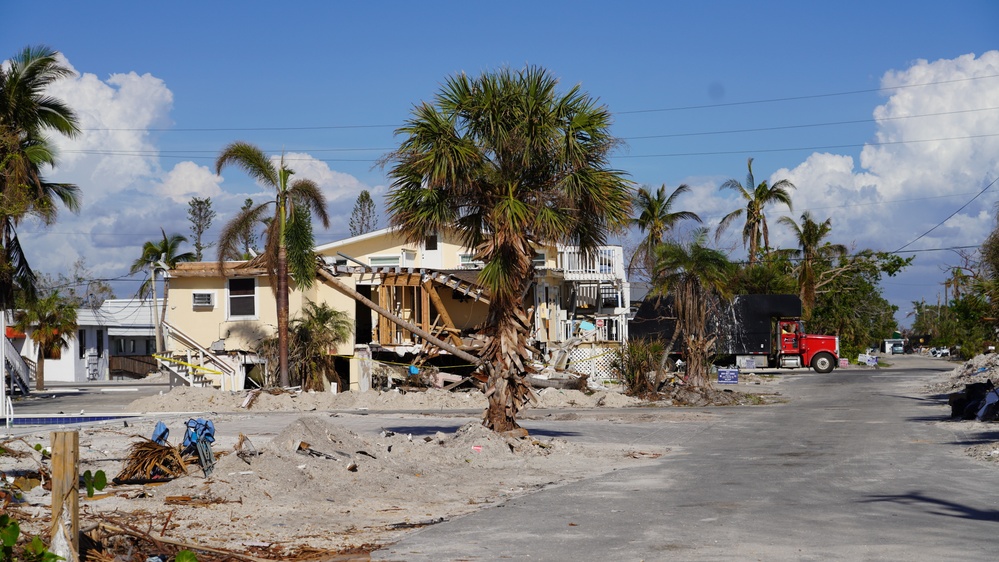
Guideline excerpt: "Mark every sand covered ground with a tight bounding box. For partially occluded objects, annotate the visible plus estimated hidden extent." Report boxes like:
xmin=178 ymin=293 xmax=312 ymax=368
xmin=2 ymin=385 xmax=699 ymax=559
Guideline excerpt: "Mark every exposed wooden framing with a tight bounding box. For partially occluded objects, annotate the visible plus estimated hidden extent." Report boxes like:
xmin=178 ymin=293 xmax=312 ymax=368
xmin=382 ymin=273 xmax=423 ymax=287
xmin=421 ymin=284 xmax=431 ymax=332
xmin=422 ymin=281 xmax=465 ymax=347
xmin=377 ymin=285 xmax=392 ymax=345
xmin=317 ymin=267 xmax=483 ymax=366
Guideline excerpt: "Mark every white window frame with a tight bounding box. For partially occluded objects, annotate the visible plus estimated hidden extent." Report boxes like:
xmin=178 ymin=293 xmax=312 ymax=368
xmin=192 ymin=291 xmax=216 ymax=309
xmin=369 ymin=255 xmax=401 ymax=267
xmin=227 ymin=278 xmax=258 ymax=320
xmin=459 ymin=253 xmax=485 ymax=269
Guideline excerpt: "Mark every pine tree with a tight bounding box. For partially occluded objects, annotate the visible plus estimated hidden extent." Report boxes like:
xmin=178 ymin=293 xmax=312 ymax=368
xmin=187 ymin=196 xmax=216 ymax=261
xmin=349 ymin=190 xmax=377 ymax=236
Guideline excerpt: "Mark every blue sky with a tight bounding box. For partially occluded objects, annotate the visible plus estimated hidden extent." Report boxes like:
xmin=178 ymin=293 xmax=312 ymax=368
xmin=3 ymin=1 xmax=998 ymax=326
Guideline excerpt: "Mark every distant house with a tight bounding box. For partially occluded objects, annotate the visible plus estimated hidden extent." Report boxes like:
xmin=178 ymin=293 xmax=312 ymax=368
xmin=164 ymin=227 xmax=631 ymax=390
xmin=13 ymin=299 xmax=159 ymax=384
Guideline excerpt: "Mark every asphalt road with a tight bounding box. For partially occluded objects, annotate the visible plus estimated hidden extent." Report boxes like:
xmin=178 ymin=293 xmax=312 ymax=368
xmin=371 ymin=356 xmax=999 ymax=561
xmin=9 ymin=355 xmax=991 ymax=561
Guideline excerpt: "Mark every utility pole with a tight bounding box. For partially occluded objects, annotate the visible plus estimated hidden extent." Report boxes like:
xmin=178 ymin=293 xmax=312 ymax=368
xmin=150 ymin=262 xmax=163 ymax=354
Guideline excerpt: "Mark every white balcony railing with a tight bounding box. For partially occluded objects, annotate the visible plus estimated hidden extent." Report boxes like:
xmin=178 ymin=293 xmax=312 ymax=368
xmin=556 ymin=247 xmax=624 ymax=280
xmin=559 ymin=315 xmax=627 ymax=343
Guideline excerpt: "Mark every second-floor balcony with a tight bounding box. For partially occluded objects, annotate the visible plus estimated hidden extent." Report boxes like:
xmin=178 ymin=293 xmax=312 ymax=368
xmin=554 ymin=246 xmax=625 ymax=281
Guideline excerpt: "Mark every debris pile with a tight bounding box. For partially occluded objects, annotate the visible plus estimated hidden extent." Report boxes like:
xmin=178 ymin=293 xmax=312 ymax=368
xmin=2 ymin=415 xmax=666 ymax=558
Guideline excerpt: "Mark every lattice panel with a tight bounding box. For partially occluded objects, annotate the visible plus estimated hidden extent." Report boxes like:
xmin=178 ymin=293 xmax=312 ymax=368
xmin=568 ymin=346 xmax=619 ymax=381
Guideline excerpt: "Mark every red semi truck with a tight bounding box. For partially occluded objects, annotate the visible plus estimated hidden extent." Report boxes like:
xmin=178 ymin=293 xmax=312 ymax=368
xmin=631 ymin=294 xmax=841 ymax=374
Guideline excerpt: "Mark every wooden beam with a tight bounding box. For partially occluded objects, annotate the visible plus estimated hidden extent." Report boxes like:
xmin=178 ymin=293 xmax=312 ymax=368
xmin=382 ymin=273 xmax=423 ymax=286
xmin=378 ymin=285 xmax=392 ymax=345
xmin=422 ymin=281 xmax=465 ymax=347
xmin=318 ymin=268 xmax=482 ymax=366
xmin=50 ymin=431 xmax=80 ymax=557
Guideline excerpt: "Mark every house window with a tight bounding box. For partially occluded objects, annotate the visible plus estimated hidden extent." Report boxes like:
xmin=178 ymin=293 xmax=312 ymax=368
xmin=146 ymin=339 xmax=155 ymax=355
xmin=370 ymin=255 xmax=400 ymax=267
xmin=115 ymin=339 xmax=124 ymax=354
xmin=79 ymin=330 xmax=86 ymax=359
xmin=192 ymin=292 xmax=215 ymax=308
xmin=130 ymin=340 xmax=136 ymax=354
xmin=459 ymin=253 xmax=484 ymax=269
xmin=424 ymin=234 xmax=438 ymax=251
xmin=228 ymin=278 xmax=256 ymax=318
xmin=97 ymin=330 xmax=104 ymax=357
xmin=533 ymin=252 xmax=546 ymax=269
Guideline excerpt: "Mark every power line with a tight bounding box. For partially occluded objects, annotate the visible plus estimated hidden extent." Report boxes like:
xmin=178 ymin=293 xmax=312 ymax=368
xmin=623 ymin=107 xmax=999 ymax=140
xmin=894 ymin=175 xmax=999 ymax=253
xmin=617 ymin=73 xmax=999 ymax=115
xmin=55 ymin=132 xmax=999 ymax=163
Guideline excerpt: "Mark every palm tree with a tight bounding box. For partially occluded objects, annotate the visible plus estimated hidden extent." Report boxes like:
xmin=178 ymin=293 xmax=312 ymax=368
xmin=259 ymin=300 xmax=352 ymax=390
xmin=778 ymin=211 xmax=846 ymax=320
xmin=129 ymin=228 xmax=196 ymax=349
xmin=385 ymin=66 xmax=632 ymax=432
xmin=652 ymin=228 xmax=733 ymax=387
xmin=716 ymin=157 xmax=795 ymax=264
xmin=13 ymin=291 xmax=78 ymax=391
xmin=215 ymin=142 xmax=330 ymax=388
xmin=0 ymin=45 xmax=81 ymax=308
xmin=630 ymin=184 xmax=701 ymax=279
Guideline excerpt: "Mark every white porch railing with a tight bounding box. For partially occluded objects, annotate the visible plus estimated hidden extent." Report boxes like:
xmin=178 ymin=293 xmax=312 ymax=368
xmin=3 ymin=336 xmax=31 ymax=394
xmin=162 ymin=321 xmax=240 ymax=390
xmin=556 ymin=247 xmax=624 ymax=280
xmin=559 ymin=315 xmax=627 ymax=343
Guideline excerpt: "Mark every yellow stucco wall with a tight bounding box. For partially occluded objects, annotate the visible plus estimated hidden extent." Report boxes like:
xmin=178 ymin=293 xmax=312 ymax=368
xmin=166 ymin=268 xmax=358 ymax=356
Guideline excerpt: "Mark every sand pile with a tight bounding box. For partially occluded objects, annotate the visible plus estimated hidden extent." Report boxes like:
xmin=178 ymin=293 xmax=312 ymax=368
xmin=4 ymin=414 xmax=665 ymax=557
xmin=126 ymin=385 xmax=643 ymax=414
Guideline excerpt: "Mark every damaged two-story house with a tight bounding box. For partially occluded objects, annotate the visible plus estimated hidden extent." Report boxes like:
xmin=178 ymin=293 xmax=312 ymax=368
xmin=163 ymin=227 xmax=630 ymax=390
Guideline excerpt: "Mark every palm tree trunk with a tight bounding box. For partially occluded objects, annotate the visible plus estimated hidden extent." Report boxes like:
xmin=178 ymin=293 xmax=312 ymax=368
xmin=35 ymin=348 xmax=44 ymax=391
xmin=481 ymin=301 xmax=534 ymax=432
xmin=277 ymin=245 xmax=290 ymax=388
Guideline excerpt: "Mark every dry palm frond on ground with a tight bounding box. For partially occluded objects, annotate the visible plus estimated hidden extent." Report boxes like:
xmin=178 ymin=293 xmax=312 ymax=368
xmin=114 ymin=438 xmax=190 ymax=482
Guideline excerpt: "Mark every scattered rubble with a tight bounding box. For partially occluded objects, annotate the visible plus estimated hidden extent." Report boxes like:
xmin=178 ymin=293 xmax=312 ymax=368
xmin=1 ymin=414 xmax=669 ymax=559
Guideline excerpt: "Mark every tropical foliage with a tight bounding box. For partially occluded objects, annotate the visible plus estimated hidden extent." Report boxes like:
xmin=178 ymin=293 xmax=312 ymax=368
xmin=0 ymin=45 xmax=81 ymax=308
xmin=385 ymin=66 xmax=631 ymax=431
xmin=629 ymin=183 xmax=701 ymax=280
xmin=778 ymin=211 xmax=847 ymax=321
xmin=716 ymin=157 xmax=795 ymax=264
xmin=13 ymin=290 xmax=77 ymax=391
xmin=215 ymin=142 xmax=330 ymax=387
xmin=258 ymin=300 xmax=352 ymax=390
xmin=650 ymin=228 xmax=734 ymax=387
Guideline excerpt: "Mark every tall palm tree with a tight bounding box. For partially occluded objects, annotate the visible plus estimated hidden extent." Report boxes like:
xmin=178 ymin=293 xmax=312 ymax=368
xmin=0 ymin=45 xmax=81 ymax=308
xmin=652 ymin=228 xmax=733 ymax=387
xmin=129 ymin=228 xmax=196 ymax=348
xmin=716 ymin=157 xmax=795 ymax=264
xmin=630 ymin=184 xmax=701 ymax=279
xmin=13 ymin=290 xmax=77 ymax=391
xmin=385 ymin=66 xmax=632 ymax=432
xmin=215 ymin=142 xmax=330 ymax=388
xmin=778 ymin=211 xmax=846 ymax=320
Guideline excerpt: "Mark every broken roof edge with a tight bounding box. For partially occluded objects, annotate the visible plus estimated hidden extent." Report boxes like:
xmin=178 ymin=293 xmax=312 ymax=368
xmin=169 ymin=261 xmax=269 ymax=278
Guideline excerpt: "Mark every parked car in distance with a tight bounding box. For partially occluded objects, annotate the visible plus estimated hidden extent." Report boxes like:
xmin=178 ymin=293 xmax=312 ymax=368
xmin=931 ymin=347 xmax=951 ymax=357
xmin=892 ymin=344 xmax=905 ymax=355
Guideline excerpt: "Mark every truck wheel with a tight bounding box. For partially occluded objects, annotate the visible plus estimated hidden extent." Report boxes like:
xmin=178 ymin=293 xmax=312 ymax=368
xmin=811 ymin=352 xmax=836 ymax=374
